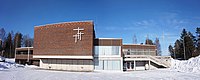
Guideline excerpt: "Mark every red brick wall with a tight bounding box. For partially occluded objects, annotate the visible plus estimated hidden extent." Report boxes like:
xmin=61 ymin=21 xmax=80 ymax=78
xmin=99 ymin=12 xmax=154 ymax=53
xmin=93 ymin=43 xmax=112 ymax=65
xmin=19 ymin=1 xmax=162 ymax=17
xmin=33 ymin=21 xmax=94 ymax=56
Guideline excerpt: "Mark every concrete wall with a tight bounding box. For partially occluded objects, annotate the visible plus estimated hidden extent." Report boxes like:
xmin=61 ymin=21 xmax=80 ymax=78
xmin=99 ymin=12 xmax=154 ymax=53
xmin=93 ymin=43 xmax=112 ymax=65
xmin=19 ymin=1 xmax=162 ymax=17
xmin=40 ymin=59 xmax=93 ymax=71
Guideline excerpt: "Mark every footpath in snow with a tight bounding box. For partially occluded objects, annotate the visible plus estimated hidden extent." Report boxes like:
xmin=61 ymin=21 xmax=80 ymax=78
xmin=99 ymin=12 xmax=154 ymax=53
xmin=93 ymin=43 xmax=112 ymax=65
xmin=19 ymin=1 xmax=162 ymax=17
xmin=171 ymin=55 xmax=200 ymax=73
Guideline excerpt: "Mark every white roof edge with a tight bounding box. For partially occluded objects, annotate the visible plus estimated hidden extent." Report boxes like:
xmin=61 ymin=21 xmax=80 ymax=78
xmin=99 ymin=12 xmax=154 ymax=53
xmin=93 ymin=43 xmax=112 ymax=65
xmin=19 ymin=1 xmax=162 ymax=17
xmin=95 ymin=38 xmax=122 ymax=39
xmin=35 ymin=20 xmax=94 ymax=27
xmin=16 ymin=47 xmax=33 ymax=49
xmin=33 ymin=55 xmax=93 ymax=59
xmin=123 ymin=44 xmax=156 ymax=46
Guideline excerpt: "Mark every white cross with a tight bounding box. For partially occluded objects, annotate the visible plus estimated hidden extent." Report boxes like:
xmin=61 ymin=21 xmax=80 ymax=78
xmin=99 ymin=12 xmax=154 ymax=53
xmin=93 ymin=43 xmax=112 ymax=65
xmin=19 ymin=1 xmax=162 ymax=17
xmin=73 ymin=27 xmax=84 ymax=43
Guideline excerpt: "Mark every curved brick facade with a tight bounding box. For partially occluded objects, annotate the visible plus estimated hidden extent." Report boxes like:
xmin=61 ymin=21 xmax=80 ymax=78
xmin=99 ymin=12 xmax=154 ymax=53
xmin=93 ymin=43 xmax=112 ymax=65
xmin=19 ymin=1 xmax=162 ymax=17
xmin=33 ymin=21 xmax=94 ymax=56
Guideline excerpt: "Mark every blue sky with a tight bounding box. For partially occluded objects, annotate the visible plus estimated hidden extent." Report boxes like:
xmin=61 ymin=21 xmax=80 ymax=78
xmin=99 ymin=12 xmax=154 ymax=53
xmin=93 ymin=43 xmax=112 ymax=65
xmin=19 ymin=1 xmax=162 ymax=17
xmin=1 ymin=0 xmax=200 ymax=55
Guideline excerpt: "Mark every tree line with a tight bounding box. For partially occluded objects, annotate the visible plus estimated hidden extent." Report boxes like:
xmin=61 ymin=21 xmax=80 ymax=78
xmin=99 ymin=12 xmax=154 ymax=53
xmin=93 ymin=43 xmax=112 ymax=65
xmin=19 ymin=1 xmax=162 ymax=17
xmin=0 ymin=28 xmax=33 ymax=58
xmin=169 ymin=28 xmax=200 ymax=60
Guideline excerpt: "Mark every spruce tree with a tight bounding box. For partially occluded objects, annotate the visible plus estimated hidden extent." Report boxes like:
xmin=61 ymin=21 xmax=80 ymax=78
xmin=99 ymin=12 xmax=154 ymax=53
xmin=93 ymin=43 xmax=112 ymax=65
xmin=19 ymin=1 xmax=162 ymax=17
xmin=184 ymin=34 xmax=195 ymax=59
xmin=4 ymin=32 xmax=13 ymax=58
xmin=174 ymin=39 xmax=183 ymax=59
xmin=179 ymin=29 xmax=195 ymax=60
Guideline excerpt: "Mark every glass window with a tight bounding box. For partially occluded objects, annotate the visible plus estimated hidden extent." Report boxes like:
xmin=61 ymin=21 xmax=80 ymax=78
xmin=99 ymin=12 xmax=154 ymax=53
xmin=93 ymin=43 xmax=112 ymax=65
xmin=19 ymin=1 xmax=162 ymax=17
xmin=112 ymin=60 xmax=121 ymax=70
xmin=107 ymin=61 xmax=113 ymax=70
xmin=95 ymin=60 xmax=103 ymax=70
xmin=104 ymin=60 xmax=108 ymax=70
xmin=95 ymin=46 xmax=99 ymax=56
xmin=95 ymin=46 xmax=121 ymax=56
xmin=42 ymin=59 xmax=48 ymax=64
xmin=72 ymin=60 xmax=77 ymax=65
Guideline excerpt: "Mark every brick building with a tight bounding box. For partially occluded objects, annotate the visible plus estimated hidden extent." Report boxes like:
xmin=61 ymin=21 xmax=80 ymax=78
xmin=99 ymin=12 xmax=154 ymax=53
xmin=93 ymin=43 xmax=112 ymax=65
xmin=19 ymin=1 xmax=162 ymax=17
xmin=33 ymin=21 xmax=94 ymax=71
xmin=15 ymin=21 xmax=171 ymax=71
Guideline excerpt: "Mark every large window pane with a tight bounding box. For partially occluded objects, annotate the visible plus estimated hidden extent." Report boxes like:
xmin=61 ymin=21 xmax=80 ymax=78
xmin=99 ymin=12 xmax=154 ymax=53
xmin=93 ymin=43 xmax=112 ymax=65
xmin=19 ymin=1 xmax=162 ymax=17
xmin=112 ymin=60 xmax=120 ymax=70
xmin=108 ymin=61 xmax=112 ymax=70
xmin=104 ymin=60 xmax=108 ymax=70
xmin=95 ymin=46 xmax=121 ymax=56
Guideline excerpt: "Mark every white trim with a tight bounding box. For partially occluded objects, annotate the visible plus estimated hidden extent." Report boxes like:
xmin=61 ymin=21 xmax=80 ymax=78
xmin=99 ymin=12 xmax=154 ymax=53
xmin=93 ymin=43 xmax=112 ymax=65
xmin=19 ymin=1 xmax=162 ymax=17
xmin=95 ymin=57 xmax=122 ymax=60
xmin=123 ymin=44 xmax=156 ymax=46
xmin=16 ymin=47 xmax=33 ymax=49
xmin=94 ymin=55 xmax=121 ymax=58
xmin=95 ymin=38 xmax=122 ymax=39
xmin=124 ymin=58 xmax=150 ymax=61
xmin=33 ymin=55 xmax=93 ymax=59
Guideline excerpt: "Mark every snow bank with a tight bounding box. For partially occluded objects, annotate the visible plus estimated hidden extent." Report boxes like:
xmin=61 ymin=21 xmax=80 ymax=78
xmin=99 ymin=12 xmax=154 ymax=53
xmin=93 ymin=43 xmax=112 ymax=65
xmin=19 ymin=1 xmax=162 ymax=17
xmin=0 ymin=56 xmax=24 ymax=70
xmin=171 ymin=55 xmax=200 ymax=73
xmin=25 ymin=64 xmax=39 ymax=68
xmin=0 ymin=56 xmax=5 ymax=62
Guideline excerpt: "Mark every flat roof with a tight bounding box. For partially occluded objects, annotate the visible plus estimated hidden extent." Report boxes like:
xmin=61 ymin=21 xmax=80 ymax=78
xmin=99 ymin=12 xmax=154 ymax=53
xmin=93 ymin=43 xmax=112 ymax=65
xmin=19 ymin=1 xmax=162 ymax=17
xmin=123 ymin=44 xmax=156 ymax=46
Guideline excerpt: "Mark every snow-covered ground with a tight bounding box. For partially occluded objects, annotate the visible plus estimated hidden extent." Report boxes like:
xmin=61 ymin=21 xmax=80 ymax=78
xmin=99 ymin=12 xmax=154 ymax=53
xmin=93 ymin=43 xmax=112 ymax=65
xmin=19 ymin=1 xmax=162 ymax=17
xmin=0 ymin=56 xmax=200 ymax=80
xmin=0 ymin=68 xmax=200 ymax=80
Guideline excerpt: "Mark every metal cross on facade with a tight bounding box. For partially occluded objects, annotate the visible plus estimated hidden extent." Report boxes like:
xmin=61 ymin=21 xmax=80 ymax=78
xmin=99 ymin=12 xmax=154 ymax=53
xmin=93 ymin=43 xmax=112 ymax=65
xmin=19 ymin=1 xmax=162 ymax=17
xmin=73 ymin=27 xmax=84 ymax=43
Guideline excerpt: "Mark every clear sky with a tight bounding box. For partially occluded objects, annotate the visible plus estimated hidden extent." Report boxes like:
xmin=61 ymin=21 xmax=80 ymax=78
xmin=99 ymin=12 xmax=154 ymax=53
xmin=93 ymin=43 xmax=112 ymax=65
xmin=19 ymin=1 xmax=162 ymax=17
xmin=1 ymin=0 xmax=200 ymax=56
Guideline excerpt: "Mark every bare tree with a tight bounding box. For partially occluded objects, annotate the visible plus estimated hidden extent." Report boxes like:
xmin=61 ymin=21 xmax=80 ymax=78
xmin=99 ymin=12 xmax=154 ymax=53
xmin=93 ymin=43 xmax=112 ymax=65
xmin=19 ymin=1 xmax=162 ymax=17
xmin=23 ymin=34 xmax=33 ymax=47
xmin=133 ymin=34 xmax=137 ymax=44
xmin=155 ymin=37 xmax=162 ymax=56
xmin=0 ymin=28 xmax=6 ymax=56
